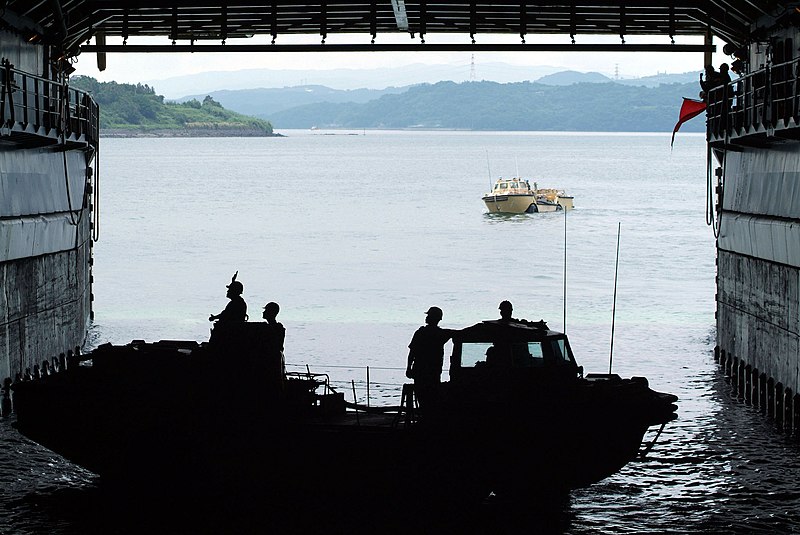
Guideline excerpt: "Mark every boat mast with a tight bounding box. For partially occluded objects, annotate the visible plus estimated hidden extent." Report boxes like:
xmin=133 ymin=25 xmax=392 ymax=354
xmin=563 ymin=208 xmax=568 ymax=333
xmin=485 ymin=150 xmax=500 ymax=210
xmin=609 ymin=222 xmax=621 ymax=375
xmin=485 ymin=150 xmax=492 ymax=192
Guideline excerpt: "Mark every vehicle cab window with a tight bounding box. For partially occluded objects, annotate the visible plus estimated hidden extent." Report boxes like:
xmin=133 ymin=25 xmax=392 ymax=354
xmin=458 ymin=341 xmax=546 ymax=368
xmin=549 ymin=337 xmax=576 ymax=365
xmin=454 ymin=335 xmax=577 ymax=370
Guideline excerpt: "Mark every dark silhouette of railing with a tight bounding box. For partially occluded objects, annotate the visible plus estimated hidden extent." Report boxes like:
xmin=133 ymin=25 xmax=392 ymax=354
xmin=707 ymin=57 xmax=800 ymax=143
xmin=0 ymin=59 xmax=99 ymax=148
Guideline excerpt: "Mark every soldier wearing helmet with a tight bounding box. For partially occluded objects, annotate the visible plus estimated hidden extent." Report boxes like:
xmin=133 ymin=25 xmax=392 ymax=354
xmin=405 ymin=306 xmax=453 ymax=411
xmin=498 ymin=300 xmax=517 ymax=322
xmin=209 ymin=271 xmax=248 ymax=324
xmin=262 ymin=301 xmax=285 ymax=355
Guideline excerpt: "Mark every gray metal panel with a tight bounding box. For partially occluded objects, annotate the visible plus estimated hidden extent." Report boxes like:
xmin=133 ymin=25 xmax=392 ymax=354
xmin=0 ymin=213 xmax=82 ymax=262
xmin=718 ymin=213 xmax=800 ymax=267
xmin=722 ymin=148 xmax=800 ymax=219
xmin=0 ymin=30 xmax=42 ymax=74
xmin=0 ymin=149 xmax=87 ymax=217
xmin=716 ymin=249 xmax=800 ymax=394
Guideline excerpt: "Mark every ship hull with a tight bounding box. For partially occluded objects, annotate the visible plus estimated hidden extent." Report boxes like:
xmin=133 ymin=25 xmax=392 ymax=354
xmin=0 ymin=30 xmax=97 ymax=387
xmin=0 ymin=148 xmax=93 ymax=382
xmin=715 ymin=146 xmax=800 ymax=398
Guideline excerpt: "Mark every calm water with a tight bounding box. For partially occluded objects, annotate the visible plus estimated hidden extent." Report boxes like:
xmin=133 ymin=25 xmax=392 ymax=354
xmin=3 ymin=131 xmax=800 ymax=533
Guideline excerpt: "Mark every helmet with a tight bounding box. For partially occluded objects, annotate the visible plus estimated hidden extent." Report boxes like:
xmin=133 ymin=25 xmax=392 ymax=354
xmin=227 ymin=280 xmax=243 ymax=295
xmin=425 ymin=306 xmax=443 ymax=319
xmin=263 ymin=302 xmax=280 ymax=316
xmin=499 ymin=300 xmax=512 ymax=311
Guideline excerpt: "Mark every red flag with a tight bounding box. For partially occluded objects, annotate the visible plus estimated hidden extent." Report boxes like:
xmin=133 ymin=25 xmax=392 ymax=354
xmin=671 ymin=98 xmax=706 ymax=147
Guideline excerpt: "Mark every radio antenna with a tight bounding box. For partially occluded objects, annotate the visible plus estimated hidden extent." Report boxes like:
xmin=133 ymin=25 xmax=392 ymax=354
xmin=485 ymin=150 xmax=492 ymax=191
xmin=609 ymin=222 xmax=621 ymax=375
xmin=563 ymin=207 xmax=568 ymax=333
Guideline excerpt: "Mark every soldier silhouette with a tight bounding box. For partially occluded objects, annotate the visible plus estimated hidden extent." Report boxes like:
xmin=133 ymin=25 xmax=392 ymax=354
xmin=209 ymin=271 xmax=248 ymax=324
xmin=405 ymin=306 xmax=453 ymax=411
xmin=262 ymin=301 xmax=285 ymax=355
xmin=498 ymin=300 xmax=517 ymax=322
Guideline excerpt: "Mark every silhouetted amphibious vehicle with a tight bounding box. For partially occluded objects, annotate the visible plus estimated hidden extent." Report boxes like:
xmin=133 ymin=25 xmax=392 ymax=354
xmin=11 ymin=318 xmax=677 ymax=501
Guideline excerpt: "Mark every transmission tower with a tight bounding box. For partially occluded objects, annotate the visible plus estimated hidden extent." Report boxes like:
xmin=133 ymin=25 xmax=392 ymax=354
xmin=470 ymin=54 xmax=476 ymax=81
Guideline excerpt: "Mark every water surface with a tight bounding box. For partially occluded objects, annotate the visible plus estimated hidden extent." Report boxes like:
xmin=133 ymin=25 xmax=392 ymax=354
xmin=3 ymin=131 xmax=799 ymax=534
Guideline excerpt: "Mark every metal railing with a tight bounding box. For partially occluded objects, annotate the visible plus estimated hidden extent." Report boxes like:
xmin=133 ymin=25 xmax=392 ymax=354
xmin=707 ymin=56 xmax=800 ymax=141
xmin=0 ymin=59 xmax=99 ymax=147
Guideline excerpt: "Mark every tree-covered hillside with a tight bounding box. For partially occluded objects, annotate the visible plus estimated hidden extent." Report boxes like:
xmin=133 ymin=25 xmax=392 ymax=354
xmin=71 ymin=76 xmax=274 ymax=135
xmin=267 ymin=80 xmax=704 ymax=132
xmin=72 ymin=74 xmax=708 ymax=133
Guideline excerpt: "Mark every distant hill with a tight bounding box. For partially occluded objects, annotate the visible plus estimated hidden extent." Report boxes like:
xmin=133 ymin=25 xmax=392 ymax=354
xmin=264 ymin=79 xmax=705 ymax=132
xmin=169 ymin=70 xmax=702 ymax=130
xmin=71 ymin=76 xmax=275 ymax=136
xmin=77 ymin=71 xmax=709 ymax=134
xmin=537 ymin=70 xmax=612 ymax=85
xmin=148 ymin=63 xmax=699 ymax=100
xmin=145 ymin=62 xmax=566 ymax=98
xmin=523 ymin=70 xmax=698 ymax=88
xmin=175 ymin=85 xmax=408 ymax=119
xmin=617 ymin=71 xmax=699 ymax=87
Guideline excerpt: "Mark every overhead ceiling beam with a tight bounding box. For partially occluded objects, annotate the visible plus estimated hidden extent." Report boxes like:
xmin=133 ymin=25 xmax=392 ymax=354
xmin=7 ymin=0 xmax=772 ymax=57
xmin=80 ymin=42 xmax=713 ymax=53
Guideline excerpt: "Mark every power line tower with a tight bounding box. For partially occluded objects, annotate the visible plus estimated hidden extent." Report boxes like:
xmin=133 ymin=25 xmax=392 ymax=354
xmin=470 ymin=54 xmax=476 ymax=81
xmin=614 ymin=63 xmax=619 ymax=80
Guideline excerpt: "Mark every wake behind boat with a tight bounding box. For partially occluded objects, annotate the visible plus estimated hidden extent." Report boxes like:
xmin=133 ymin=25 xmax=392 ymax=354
xmin=10 ymin=312 xmax=676 ymax=503
xmin=483 ymin=177 xmax=574 ymax=214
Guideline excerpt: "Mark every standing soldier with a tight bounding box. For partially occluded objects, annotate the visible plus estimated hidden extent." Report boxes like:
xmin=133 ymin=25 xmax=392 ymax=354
xmin=209 ymin=271 xmax=248 ymax=324
xmin=405 ymin=306 xmax=452 ymax=411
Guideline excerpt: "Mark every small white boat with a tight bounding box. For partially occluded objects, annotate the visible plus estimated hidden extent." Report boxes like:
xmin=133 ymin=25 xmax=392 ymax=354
xmin=483 ymin=177 xmax=574 ymax=214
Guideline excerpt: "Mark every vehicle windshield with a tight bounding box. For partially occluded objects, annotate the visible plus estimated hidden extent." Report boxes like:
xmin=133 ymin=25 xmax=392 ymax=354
xmin=459 ymin=337 xmax=574 ymax=368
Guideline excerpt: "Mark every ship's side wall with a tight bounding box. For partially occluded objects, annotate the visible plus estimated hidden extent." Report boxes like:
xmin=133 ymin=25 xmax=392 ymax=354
xmin=716 ymin=147 xmax=800 ymax=396
xmin=0 ymin=30 xmax=44 ymax=75
xmin=0 ymin=34 xmax=94 ymax=382
xmin=0 ymin=149 xmax=92 ymax=381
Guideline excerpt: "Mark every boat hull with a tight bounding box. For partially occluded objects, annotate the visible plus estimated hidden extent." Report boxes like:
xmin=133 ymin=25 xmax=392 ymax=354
xmin=483 ymin=193 xmax=536 ymax=213
xmin=11 ymin=334 xmax=677 ymax=501
xmin=482 ymin=194 xmax=566 ymax=214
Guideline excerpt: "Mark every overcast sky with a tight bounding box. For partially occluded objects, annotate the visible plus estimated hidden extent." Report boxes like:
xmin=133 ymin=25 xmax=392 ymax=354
xmin=73 ymin=33 xmax=725 ymax=85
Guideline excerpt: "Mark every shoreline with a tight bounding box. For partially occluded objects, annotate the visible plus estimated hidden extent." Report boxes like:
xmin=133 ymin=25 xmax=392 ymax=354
xmin=101 ymin=128 xmax=284 ymax=138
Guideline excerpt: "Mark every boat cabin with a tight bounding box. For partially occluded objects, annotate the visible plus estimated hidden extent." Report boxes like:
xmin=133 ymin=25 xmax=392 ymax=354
xmin=491 ymin=177 xmax=532 ymax=195
xmin=450 ymin=320 xmax=579 ymax=377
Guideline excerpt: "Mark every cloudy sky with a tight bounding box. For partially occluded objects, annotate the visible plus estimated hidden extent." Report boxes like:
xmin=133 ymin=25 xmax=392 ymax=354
xmin=73 ymin=33 xmax=725 ymax=86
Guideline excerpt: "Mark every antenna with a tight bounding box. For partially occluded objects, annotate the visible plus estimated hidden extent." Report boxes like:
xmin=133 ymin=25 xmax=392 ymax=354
xmin=563 ymin=207 xmax=568 ymax=333
xmin=515 ymin=157 xmax=519 ymax=178
xmin=608 ymin=222 xmax=621 ymax=375
xmin=470 ymin=53 xmax=476 ymax=81
xmin=485 ymin=150 xmax=492 ymax=191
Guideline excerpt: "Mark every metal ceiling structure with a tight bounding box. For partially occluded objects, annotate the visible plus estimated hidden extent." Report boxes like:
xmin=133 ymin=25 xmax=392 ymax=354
xmin=2 ymin=1 xmax=798 ymax=57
